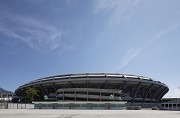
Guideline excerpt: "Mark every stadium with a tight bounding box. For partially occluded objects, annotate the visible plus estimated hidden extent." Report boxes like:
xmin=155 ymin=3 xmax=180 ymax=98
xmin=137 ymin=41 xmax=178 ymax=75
xmin=14 ymin=73 xmax=169 ymax=106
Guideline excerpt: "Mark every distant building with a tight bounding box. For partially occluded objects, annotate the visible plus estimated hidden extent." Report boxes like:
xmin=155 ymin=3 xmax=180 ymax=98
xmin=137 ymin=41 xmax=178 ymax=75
xmin=0 ymin=87 xmax=13 ymax=101
xmin=159 ymin=98 xmax=180 ymax=111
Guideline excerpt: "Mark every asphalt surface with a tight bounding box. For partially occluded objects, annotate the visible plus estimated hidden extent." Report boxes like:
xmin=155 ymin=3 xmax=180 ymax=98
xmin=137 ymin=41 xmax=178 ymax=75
xmin=0 ymin=109 xmax=179 ymax=118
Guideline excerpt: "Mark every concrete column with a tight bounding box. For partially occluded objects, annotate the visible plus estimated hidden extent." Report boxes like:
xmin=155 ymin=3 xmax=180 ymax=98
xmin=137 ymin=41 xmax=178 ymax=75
xmin=113 ymin=92 xmax=114 ymax=101
xmin=172 ymin=104 xmax=174 ymax=110
xmin=87 ymin=90 xmax=88 ymax=101
xmin=163 ymin=104 xmax=165 ymax=109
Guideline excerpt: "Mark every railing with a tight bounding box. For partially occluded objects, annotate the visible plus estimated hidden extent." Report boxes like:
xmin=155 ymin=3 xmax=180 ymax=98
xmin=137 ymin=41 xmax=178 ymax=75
xmin=0 ymin=102 xmax=34 ymax=109
xmin=0 ymin=102 xmax=8 ymax=109
xmin=33 ymin=101 xmax=126 ymax=110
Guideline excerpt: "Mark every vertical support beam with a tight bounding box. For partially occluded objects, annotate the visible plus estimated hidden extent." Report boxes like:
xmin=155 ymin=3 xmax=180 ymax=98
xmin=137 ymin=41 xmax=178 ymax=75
xmin=100 ymin=91 xmax=101 ymax=101
xmin=52 ymin=82 xmax=57 ymax=100
xmin=75 ymin=90 xmax=77 ymax=101
xmin=132 ymin=82 xmax=142 ymax=103
xmin=156 ymin=89 xmax=165 ymax=102
xmin=52 ymin=77 xmax=57 ymax=92
xmin=63 ymin=90 xmax=64 ymax=101
xmin=143 ymin=83 xmax=154 ymax=103
xmin=122 ymin=81 xmax=128 ymax=101
xmin=150 ymin=90 xmax=152 ymax=99
xmin=39 ymin=79 xmax=47 ymax=97
xmin=86 ymin=80 xmax=89 ymax=88
xmin=119 ymin=81 xmax=127 ymax=92
xmin=87 ymin=90 xmax=88 ymax=101
xmin=168 ymin=104 xmax=169 ymax=110
xmin=105 ymin=80 xmax=108 ymax=88
xmin=39 ymin=84 xmax=45 ymax=95
xmin=113 ymin=92 xmax=114 ymax=101
xmin=151 ymin=85 xmax=163 ymax=103
xmin=68 ymin=81 xmax=71 ymax=88
xmin=130 ymin=87 xmax=133 ymax=102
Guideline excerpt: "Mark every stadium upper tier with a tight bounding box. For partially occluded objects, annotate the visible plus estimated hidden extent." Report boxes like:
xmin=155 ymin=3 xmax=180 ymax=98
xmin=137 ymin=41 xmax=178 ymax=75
xmin=15 ymin=73 xmax=169 ymax=103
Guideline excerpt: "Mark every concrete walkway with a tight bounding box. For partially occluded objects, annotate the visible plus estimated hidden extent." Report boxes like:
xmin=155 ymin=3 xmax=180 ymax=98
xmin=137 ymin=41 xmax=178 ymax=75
xmin=0 ymin=109 xmax=179 ymax=118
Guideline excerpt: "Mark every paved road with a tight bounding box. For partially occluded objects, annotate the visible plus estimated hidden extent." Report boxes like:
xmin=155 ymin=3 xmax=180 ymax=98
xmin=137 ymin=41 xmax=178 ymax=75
xmin=0 ymin=109 xmax=179 ymax=118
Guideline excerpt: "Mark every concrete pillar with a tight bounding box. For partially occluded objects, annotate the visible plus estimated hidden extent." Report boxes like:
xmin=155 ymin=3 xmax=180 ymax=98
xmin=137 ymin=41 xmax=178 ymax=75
xmin=113 ymin=92 xmax=114 ymax=101
xmin=172 ymin=104 xmax=174 ymax=110
xmin=87 ymin=90 xmax=88 ymax=101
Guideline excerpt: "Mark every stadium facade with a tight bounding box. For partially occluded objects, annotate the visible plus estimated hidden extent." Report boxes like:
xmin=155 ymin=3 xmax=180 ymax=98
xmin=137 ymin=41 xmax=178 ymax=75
xmin=14 ymin=73 xmax=169 ymax=105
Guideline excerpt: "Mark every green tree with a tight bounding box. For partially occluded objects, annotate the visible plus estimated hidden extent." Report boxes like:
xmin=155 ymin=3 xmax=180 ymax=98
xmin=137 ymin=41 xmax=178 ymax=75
xmin=25 ymin=87 xmax=39 ymax=103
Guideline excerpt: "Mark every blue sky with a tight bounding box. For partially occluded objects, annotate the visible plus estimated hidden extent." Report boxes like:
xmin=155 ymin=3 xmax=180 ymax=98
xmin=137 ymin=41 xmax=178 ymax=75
xmin=0 ymin=0 xmax=180 ymax=97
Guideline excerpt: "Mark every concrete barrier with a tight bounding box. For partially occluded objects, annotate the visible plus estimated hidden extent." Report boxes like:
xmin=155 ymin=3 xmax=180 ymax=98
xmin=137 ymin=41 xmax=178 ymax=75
xmin=126 ymin=106 xmax=141 ymax=110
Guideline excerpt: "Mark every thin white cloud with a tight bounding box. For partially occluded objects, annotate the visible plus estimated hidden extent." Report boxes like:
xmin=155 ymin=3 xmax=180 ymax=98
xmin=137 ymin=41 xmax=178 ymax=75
xmin=0 ymin=13 xmax=64 ymax=53
xmin=117 ymin=24 xmax=180 ymax=71
xmin=117 ymin=48 xmax=141 ymax=70
xmin=0 ymin=27 xmax=24 ymax=41
xmin=145 ymin=24 xmax=180 ymax=47
xmin=94 ymin=0 xmax=141 ymax=24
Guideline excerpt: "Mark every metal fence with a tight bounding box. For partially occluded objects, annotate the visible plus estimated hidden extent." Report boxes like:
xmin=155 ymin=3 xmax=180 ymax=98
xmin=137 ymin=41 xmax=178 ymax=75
xmin=0 ymin=102 xmax=8 ymax=109
xmin=0 ymin=102 xmax=34 ymax=109
xmin=33 ymin=101 xmax=126 ymax=110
